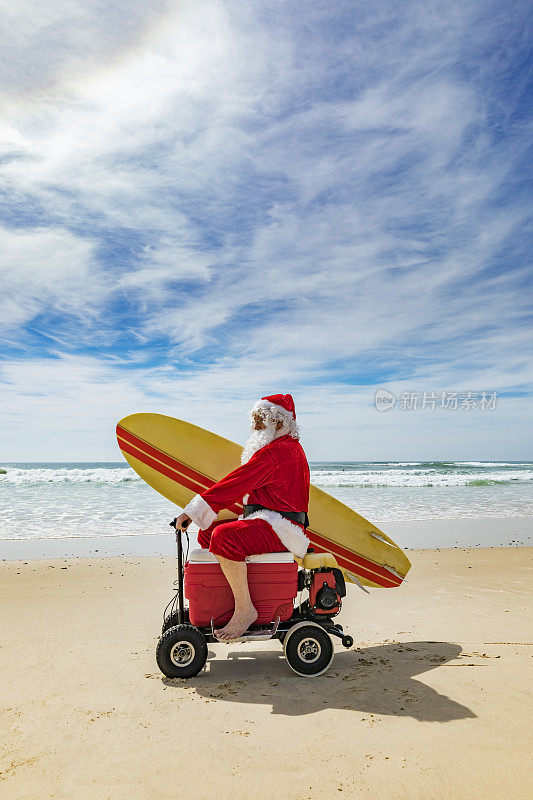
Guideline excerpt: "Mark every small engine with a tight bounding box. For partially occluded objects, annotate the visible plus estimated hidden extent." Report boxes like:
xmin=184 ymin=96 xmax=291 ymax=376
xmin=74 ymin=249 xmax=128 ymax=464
xmin=309 ymin=568 xmax=346 ymax=616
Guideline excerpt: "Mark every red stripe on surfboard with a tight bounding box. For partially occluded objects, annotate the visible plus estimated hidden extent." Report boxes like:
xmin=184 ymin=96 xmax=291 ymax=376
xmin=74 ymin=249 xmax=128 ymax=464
xmin=118 ymin=435 xmax=242 ymax=514
xmin=316 ymin=548 xmax=401 ymax=588
xmin=309 ymin=543 xmax=400 ymax=588
xmin=307 ymin=530 xmax=401 ymax=587
xmin=118 ymin=438 xmax=210 ymax=498
xmin=306 ymin=531 xmax=401 ymax=587
xmin=117 ymin=425 xmax=212 ymax=488
xmin=309 ymin=528 xmax=400 ymax=581
xmin=308 ymin=527 xmax=403 ymax=585
xmin=307 ymin=533 xmax=402 ymax=587
xmin=117 ymin=425 xmax=243 ymax=513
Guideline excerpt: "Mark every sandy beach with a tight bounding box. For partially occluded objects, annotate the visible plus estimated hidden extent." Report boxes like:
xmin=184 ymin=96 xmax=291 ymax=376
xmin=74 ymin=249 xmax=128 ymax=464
xmin=1 ymin=547 xmax=531 ymax=799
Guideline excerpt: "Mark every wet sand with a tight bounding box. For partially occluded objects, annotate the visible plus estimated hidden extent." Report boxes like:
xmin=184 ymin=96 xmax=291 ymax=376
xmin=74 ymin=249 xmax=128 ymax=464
xmin=2 ymin=516 xmax=531 ymax=560
xmin=1 ymin=548 xmax=531 ymax=799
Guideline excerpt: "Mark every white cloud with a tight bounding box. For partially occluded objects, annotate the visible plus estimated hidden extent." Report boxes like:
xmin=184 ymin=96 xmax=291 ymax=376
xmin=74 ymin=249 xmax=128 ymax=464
xmin=0 ymin=352 xmax=531 ymax=461
xmin=0 ymin=225 xmax=101 ymax=330
xmin=0 ymin=1 xmax=531 ymax=458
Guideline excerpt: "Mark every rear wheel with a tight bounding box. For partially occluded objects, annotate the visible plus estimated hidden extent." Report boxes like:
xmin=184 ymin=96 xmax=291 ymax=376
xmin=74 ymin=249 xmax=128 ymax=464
xmin=156 ymin=624 xmax=207 ymax=678
xmin=283 ymin=622 xmax=334 ymax=677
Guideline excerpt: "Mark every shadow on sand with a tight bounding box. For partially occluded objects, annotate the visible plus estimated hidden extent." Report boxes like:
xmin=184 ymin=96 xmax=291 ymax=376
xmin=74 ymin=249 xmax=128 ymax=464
xmin=162 ymin=640 xmax=476 ymax=719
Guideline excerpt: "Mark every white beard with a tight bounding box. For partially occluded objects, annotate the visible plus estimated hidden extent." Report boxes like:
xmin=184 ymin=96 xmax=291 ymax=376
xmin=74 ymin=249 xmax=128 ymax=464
xmin=240 ymin=423 xmax=279 ymax=465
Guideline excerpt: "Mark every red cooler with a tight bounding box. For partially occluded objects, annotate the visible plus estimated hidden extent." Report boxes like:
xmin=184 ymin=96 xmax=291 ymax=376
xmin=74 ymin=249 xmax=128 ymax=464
xmin=184 ymin=549 xmax=298 ymax=628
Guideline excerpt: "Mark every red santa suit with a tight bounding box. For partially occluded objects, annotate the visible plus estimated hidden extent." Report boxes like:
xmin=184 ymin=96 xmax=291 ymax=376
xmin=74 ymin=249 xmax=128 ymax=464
xmin=182 ymin=396 xmax=310 ymax=561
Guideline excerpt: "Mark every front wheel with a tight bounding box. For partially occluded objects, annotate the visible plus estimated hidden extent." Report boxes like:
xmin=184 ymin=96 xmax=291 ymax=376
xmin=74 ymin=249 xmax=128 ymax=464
xmin=283 ymin=622 xmax=334 ymax=677
xmin=156 ymin=624 xmax=207 ymax=678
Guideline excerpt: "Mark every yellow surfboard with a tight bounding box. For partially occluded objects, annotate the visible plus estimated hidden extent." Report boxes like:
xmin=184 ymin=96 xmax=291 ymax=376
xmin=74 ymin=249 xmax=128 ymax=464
xmin=116 ymin=413 xmax=411 ymax=589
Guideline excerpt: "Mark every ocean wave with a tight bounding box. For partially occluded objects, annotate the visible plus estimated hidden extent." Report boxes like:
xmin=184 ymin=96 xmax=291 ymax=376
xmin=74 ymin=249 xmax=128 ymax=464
xmin=465 ymin=479 xmax=510 ymax=486
xmin=0 ymin=467 xmax=141 ymax=485
xmin=456 ymin=461 xmax=528 ymax=467
xmin=385 ymin=462 xmax=423 ymax=466
xmin=1 ymin=463 xmax=532 ymax=489
xmin=310 ymin=469 xmax=533 ymax=487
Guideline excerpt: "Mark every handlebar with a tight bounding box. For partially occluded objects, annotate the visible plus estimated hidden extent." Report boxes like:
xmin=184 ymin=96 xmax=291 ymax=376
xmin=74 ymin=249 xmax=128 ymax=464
xmin=170 ymin=517 xmax=191 ymax=531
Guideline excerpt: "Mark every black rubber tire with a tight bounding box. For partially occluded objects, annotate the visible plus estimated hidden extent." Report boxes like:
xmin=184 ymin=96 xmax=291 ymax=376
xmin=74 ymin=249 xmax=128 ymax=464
xmin=162 ymin=611 xmax=187 ymax=634
xmin=156 ymin=624 xmax=207 ymax=678
xmin=342 ymin=634 xmax=354 ymax=648
xmin=284 ymin=623 xmax=334 ymax=677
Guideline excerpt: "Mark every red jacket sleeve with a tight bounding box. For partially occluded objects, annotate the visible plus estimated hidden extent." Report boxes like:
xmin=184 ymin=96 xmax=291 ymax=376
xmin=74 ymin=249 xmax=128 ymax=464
xmin=201 ymin=449 xmax=275 ymax=514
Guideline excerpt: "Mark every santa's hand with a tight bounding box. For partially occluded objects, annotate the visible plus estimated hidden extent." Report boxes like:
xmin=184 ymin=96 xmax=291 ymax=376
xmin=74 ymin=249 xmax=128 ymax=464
xmin=171 ymin=513 xmax=191 ymax=531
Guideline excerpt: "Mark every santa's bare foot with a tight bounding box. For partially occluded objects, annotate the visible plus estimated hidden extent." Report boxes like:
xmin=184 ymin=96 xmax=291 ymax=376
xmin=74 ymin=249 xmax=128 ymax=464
xmin=215 ymin=605 xmax=258 ymax=641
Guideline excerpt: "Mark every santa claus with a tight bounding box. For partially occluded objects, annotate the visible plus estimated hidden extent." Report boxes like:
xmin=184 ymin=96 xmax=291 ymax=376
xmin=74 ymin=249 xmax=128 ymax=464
xmin=173 ymin=393 xmax=310 ymax=641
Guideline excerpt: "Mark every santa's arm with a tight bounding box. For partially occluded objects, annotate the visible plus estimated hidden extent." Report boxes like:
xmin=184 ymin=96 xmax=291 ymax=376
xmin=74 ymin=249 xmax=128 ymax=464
xmin=182 ymin=450 xmax=275 ymax=529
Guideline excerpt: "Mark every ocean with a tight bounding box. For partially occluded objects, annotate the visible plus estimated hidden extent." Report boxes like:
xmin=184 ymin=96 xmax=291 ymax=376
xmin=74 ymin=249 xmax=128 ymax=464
xmin=1 ymin=461 xmax=532 ymax=558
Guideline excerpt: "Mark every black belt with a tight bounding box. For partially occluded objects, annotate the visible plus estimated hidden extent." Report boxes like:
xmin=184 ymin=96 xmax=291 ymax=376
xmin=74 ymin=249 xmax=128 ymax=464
xmin=243 ymin=504 xmax=309 ymax=529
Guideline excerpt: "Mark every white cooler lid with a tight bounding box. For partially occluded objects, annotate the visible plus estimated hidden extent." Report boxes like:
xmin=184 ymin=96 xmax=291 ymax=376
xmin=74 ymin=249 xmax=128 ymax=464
xmin=188 ymin=548 xmax=294 ymax=564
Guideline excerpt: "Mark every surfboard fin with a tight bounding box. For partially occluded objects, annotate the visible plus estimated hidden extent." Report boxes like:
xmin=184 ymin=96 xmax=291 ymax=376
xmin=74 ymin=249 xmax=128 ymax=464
xmin=369 ymin=531 xmax=397 ymax=547
xmin=345 ymin=572 xmax=370 ymax=594
xmin=381 ymin=565 xmax=406 ymax=582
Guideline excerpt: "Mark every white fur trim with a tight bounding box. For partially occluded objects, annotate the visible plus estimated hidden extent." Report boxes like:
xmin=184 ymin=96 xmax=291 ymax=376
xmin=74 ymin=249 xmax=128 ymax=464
xmin=242 ymin=509 xmax=310 ymax=559
xmin=182 ymin=494 xmax=217 ymax=530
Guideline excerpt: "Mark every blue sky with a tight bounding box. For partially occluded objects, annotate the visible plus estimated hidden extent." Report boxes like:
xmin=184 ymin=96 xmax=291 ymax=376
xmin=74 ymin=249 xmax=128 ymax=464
xmin=0 ymin=0 xmax=531 ymax=460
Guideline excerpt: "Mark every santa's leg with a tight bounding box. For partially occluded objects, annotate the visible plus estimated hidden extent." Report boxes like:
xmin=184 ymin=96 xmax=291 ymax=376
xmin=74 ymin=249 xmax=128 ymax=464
xmin=196 ymin=519 xmax=226 ymax=548
xmin=213 ymin=556 xmax=258 ymax=640
xmin=209 ymin=518 xmax=285 ymax=640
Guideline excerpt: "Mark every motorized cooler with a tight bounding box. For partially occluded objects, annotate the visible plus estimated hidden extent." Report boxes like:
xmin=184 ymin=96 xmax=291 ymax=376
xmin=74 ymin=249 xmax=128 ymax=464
xmin=184 ymin=549 xmax=298 ymax=628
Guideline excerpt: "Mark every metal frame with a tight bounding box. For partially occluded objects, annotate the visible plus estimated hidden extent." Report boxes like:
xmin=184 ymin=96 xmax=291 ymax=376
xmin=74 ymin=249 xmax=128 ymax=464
xmin=175 ymin=528 xmax=186 ymax=624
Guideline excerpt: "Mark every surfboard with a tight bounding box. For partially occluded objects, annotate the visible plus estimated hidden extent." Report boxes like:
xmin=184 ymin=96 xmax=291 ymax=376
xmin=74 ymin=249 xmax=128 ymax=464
xmin=116 ymin=413 xmax=411 ymax=589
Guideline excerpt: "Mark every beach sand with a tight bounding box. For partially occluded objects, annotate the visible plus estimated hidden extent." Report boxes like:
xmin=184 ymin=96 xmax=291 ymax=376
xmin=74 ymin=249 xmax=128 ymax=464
xmin=1 ymin=548 xmax=531 ymax=799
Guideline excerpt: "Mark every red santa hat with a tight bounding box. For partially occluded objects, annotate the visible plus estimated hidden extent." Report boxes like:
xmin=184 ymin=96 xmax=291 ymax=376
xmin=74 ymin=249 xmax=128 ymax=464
xmin=253 ymin=393 xmax=296 ymax=419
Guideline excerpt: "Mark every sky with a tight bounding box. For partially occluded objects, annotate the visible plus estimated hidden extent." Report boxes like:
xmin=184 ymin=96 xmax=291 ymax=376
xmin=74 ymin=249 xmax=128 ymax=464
xmin=0 ymin=0 xmax=532 ymax=461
